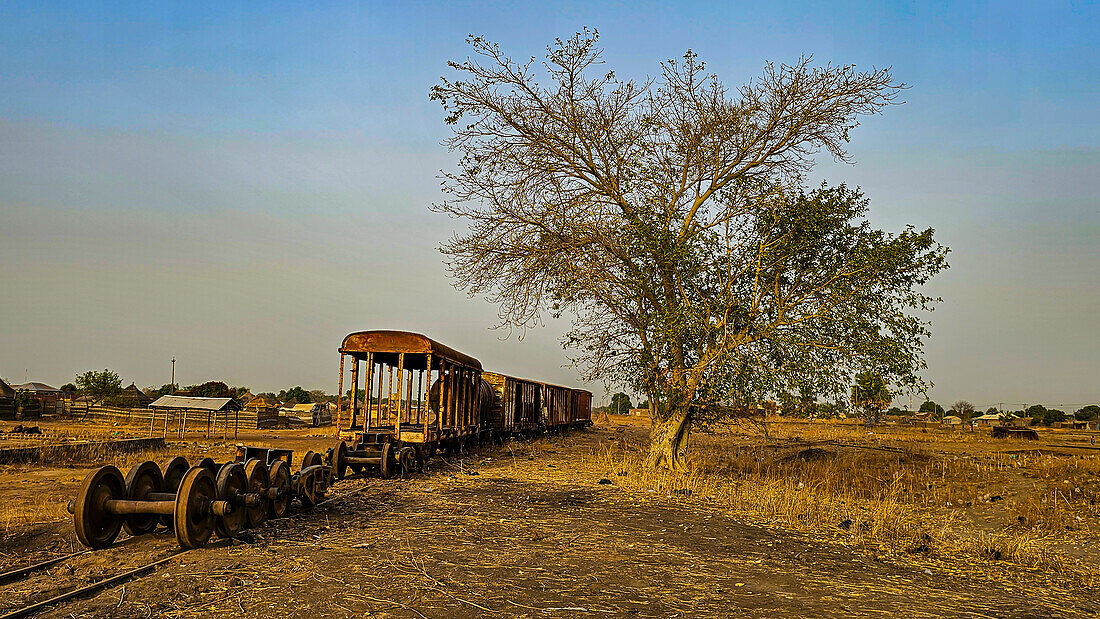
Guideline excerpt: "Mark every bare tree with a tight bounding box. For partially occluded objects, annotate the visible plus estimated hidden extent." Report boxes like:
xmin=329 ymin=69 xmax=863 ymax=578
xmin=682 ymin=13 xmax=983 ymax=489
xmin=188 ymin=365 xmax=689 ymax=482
xmin=432 ymin=30 xmax=948 ymax=469
xmin=951 ymin=400 xmax=975 ymax=424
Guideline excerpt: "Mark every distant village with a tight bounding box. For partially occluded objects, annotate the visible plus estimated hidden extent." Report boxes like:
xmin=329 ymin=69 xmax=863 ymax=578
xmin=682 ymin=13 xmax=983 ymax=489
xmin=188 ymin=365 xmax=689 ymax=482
xmin=0 ymin=371 xmax=335 ymax=430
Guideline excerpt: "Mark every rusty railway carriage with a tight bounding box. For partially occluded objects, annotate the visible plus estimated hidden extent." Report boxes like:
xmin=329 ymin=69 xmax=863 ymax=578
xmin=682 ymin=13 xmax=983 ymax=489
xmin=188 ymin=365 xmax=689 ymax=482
xmin=483 ymin=372 xmax=544 ymax=436
xmin=541 ymin=382 xmax=594 ymax=430
xmin=335 ymin=330 xmax=494 ymax=478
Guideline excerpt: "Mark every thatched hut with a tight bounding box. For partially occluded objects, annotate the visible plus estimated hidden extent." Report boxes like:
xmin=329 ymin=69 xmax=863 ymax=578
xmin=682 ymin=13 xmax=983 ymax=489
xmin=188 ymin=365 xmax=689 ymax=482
xmin=117 ymin=383 xmax=154 ymax=408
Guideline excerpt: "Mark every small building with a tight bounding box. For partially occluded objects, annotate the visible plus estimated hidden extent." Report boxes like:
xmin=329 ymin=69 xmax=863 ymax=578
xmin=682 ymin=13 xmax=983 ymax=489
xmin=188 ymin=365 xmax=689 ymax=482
xmin=15 ymin=382 xmax=61 ymax=406
xmin=116 ymin=383 xmax=154 ymax=408
xmin=0 ymin=378 xmax=14 ymax=399
xmin=243 ymin=394 xmax=280 ymax=429
xmin=906 ymin=411 xmax=934 ymax=424
xmin=973 ymin=413 xmax=1001 ymax=426
xmin=942 ymin=415 xmax=963 ymax=427
xmin=280 ymin=402 xmax=332 ymax=427
xmin=149 ymin=395 xmax=243 ymax=437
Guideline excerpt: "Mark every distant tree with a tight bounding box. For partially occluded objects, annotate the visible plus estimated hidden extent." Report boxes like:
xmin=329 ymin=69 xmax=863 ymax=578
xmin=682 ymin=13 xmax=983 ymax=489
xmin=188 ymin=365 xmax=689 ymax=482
xmin=637 ymin=399 xmax=649 ymax=410
xmin=308 ymin=390 xmax=330 ymax=404
xmin=609 ymin=392 xmax=633 ymax=415
xmin=152 ymin=383 xmax=178 ymax=397
xmin=919 ymin=400 xmax=945 ymax=419
xmin=1042 ymin=408 xmax=1067 ymax=426
xmin=951 ymin=400 xmax=975 ymax=424
xmin=191 ymin=381 xmax=231 ymax=398
xmin=798 ymin=386 xmax=817 ymax=418
xmin=279 ymin=387 xmax=312 ymax=404
xmin=1026 ymin=404 xmax=1048 ymax=424
xmin=888 ymin=406 xmax=903 ymax=414
xmin=230 ymin=386 xmax=251 ymax=400
xmin=985 ymin=406 xmax=1000 ymax=415
xmin=852 ymin=372 xmax=891 ymax=426
xmin=59 ymin=383 xmax=78 ymax=394
xmin=75 ymin=369 xmax=123 ymax=403
xmin=816 ymin=402 xmax=839 ymax=419
xmin=344 ymin=388 xmax=366 ymax=404
xmin=1075 ymin=405 xmax=1100 ymax=421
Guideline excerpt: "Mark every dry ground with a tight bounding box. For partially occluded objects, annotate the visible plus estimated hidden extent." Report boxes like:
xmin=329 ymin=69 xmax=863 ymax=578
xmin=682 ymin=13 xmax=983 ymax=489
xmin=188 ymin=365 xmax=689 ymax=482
xmin=0 ymin=417 xmax=1098 ymax=617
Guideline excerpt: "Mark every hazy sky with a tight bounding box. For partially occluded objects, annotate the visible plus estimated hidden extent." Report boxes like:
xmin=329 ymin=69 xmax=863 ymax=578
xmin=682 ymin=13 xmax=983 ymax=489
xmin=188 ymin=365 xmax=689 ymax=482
xmin=1 ymin=1 xmax=1097 ymax=409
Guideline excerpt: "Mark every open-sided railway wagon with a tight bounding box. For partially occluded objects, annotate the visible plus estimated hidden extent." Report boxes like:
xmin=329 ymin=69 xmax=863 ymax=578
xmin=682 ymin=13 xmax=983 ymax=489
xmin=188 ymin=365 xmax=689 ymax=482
xmin=336 ymin=330 xmax=494 ymax=477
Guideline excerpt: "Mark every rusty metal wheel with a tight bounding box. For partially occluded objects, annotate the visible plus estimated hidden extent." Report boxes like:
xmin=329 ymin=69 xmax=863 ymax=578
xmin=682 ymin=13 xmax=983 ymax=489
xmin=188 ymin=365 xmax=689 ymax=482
xmin=159 ymin=456 xmax=190 ymax=528
xmin=297 ymin=470 xmax=319 ymax=507
xmin=215 ymin=463 xmax=247 ymax=538
xmin=243 ymin=459 xmax=270 ymax=528
xmin=194 ymin=457 xmax=218 ymax=479
xmin=267 ymin=460 xmax=292 ymax=518
xmin=330 ymin=441 xmax=348 ymax=480
xmin=380 ymin=442 xmax=396 ymax=479
xmin=301 ymin=451 xmax=316 ymax=473
xmin=174 ymin=467 xmax=217 ymax=549
xmin=122 ymin=461 xmax=163 ymax=536
xmin=74 ymin=466 xmax=125 ymax=549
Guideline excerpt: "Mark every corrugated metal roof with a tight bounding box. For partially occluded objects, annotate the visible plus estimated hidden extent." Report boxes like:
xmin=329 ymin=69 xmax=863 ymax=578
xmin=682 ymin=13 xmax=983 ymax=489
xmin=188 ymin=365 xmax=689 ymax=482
xmin=149 ymin=395 xmax=239 ymax=411
xmin=15 ymin=382 xmax=59 ymax=392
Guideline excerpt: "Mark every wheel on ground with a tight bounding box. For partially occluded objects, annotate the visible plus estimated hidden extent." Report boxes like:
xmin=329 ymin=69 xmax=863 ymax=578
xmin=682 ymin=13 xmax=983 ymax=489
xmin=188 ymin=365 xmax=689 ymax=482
xmin=267 ymin=460 xmax=292 ymax=518
xmin=123 ymin=461 xmax=163 ymax=536
xmin=174 ymin=466 xmax=217 ymax=549
xmin=380 ymin=442 xmax=396 ymax=479
xmin=194 ymin=457 xmax=218 ymax=479
xmin=159 ymin=456 xmax=190 ymax=527
xmin=305 ymin=451 xmax=323 ymax=469
xmin=301 ymin=451 xmax=316 ymax=473
xmin=330 ymin=441 xmax=348 ymax=480
xmin=214 ymin=463 xmax=247 ymax=538
xmin=73 ymin=466 xmax=125 ymax=549
xmin=298 ymin=468 xmax=322 ymax=509
xmin=243 ymin=459 xmax=270 ymax=528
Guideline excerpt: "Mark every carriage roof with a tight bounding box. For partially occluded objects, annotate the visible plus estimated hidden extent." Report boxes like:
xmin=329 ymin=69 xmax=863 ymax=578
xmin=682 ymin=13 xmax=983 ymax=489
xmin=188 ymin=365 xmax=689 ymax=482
xmin=340 ymin=330 xmax=482 ymax=371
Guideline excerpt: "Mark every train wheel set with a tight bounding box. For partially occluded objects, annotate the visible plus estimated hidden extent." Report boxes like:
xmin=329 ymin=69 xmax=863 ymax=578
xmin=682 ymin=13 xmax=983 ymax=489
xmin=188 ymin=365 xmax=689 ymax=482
xmin=69 ymin=447 xmax=331 ymax=550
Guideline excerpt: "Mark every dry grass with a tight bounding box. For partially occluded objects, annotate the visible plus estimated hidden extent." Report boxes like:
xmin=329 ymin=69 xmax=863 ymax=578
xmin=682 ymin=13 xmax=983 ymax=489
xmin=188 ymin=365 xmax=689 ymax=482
xmin=582 ymin=419 xmax=1100 ymax=586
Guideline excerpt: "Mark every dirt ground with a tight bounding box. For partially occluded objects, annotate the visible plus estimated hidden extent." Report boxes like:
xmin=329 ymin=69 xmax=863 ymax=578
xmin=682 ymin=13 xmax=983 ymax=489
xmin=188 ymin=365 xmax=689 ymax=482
xmin=1 ymin=419 xmax=1099 ymax=617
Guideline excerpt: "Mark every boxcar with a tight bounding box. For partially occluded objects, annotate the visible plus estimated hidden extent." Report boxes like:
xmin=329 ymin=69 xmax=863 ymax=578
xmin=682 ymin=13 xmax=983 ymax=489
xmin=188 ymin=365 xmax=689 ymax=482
xmin=336 ymin=330 xmax=494 ymax=476
xmin=483 ymin=372 xmax=543 ymax=437
xmin=539 ymin=383 xmax=593 ymax=430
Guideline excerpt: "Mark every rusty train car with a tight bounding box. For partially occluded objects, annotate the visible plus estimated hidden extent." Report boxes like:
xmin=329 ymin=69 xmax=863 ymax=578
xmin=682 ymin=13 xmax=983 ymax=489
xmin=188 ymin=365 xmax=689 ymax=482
xmin=334 ymin=330 xmax=592 ymax=476
xmin=70 ymin=330 xmax=592 ymax=551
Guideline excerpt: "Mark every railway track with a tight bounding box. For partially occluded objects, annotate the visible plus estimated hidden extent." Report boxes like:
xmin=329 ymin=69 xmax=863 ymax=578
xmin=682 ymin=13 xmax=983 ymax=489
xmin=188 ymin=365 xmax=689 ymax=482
xmin=0 ymin=481 xmax=375 ymax=618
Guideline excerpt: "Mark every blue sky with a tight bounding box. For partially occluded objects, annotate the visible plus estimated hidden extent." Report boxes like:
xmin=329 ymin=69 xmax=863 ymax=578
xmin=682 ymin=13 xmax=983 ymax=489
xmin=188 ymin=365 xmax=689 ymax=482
xmin=1 ymin=1 xmax=1097 ymax=408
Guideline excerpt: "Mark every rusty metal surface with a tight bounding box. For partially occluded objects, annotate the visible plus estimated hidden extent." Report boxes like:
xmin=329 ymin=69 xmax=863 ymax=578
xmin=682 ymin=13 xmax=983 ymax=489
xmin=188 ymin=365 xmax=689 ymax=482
xmin=339 ymin=330 xmax=482 ymax=370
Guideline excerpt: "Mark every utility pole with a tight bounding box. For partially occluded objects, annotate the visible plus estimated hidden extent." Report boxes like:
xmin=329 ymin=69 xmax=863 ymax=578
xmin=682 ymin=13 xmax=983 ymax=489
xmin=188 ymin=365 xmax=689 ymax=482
xmin=171 ymin=357 xmax=176 ymax=395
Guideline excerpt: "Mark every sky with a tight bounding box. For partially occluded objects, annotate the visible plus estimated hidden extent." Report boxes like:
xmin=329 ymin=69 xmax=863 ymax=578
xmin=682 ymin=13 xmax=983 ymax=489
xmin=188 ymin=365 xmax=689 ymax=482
xmin=0 ymin=1 xmax=1097 ymax=409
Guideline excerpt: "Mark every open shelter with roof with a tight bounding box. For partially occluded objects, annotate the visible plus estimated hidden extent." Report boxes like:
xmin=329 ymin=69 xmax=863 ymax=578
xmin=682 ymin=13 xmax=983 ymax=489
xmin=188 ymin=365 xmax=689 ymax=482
xmin=149 ymin=395 xmax=243 ymax=439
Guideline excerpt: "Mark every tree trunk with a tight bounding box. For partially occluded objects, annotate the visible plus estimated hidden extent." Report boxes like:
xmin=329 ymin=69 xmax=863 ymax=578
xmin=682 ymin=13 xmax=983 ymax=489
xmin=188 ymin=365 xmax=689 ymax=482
xmin=645 ymin=404 xmax=692 ymax=470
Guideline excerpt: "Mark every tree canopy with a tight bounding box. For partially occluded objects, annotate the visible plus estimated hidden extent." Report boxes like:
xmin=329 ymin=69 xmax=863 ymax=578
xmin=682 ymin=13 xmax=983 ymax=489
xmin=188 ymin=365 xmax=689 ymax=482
xmin=919 ymin=401 xmax=945 ymax=417
xmin=279 ymin=387 xmax=312 ymax=404
xmin=75 ymin=369 xmax=123 ymax=403
xmin=190 ymin=381 xmax=231 ymax=398
xmin=609 ymin=392 xmax=634 ymax=415
xmin=432 ymin=30 xmax=947 ymax=468
xmin=1076 ymin=405 xmax=1100 ymax=421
